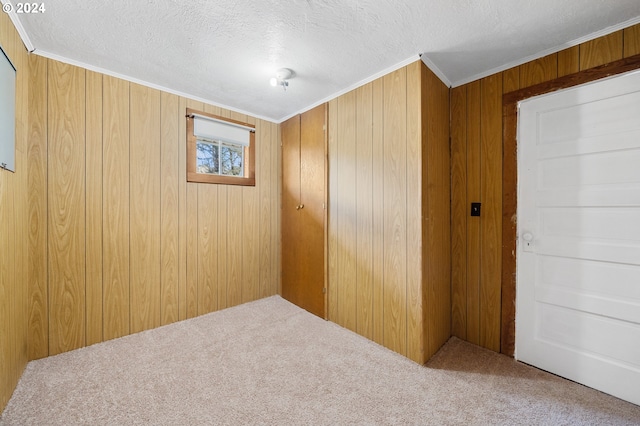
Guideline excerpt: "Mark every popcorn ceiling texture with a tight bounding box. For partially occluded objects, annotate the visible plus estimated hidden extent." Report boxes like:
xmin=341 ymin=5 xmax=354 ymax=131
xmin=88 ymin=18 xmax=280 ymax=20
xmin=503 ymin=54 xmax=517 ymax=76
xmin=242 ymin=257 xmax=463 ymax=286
xmin=15 ymin=0 xmax=640 ymax=121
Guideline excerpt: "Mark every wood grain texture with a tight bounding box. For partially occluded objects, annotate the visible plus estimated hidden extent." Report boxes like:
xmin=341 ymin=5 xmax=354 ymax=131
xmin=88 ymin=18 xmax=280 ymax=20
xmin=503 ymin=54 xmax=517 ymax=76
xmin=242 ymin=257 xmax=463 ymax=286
xmin=178 ymin=96 xmax=188 ymax=320
xmin=624 ymin=24 xmax=640 ymax=57
xmin=273 ymin=123 xmax=282 ymax=297
xmin=406 ymin=62 xmax=423 ymax=363
xmin=282 ymin=107 xmax=327 ymax=318
xmin=160 ymin=92 xmax=180 ymax=325
xmin=281 ymin=113 xmax=300 ymax=309
xmin=501 ymin=107 xmax=518 ymax=357
xmin=103 ymin=75 xmax=130 ymax=341
xmin=519 ymin=54 xmax=557 ymax=88
xmin=479 ymin=73 xmax=502 ymax=353
xmin=47 ymin=61 xmax=86 ymax=355
xmin=85 ymin=70 xmax=103 ymax=346
xmin=14 ymin=39 xmax=28 ymax=384
xmin=217 ymin=183 xmax=229 ymax=309
xmin=558 ymin=46 xmax=579 ymax=77
xmin=327 ymin=99 xmax=339 ymax=323
xmin=579 ymin=30 xmax=623 ymax=70
xmin=503 ymin=67 xmax=520 ymax=94
xmin=450 ymin=85 xmax=467 ymax=341
xmin=185 ymin=100 xmax=203 ymax=317
xmin=258 ymin=120 xmax=273 ymax=299
xmin=129 ymin=84 xmax=161 ymax=333
xmin=0 ymin=14 xmax=29 ymax=411
xmin=423 ymin=64 xmax=451 ymax=360
xmin=299 ymin=104 xmax=327 ymax=318
xmin=355 ymin=83 xmax=374 ymax=340
xmin=237 ymin=111 xmax=259 ymax=305
xmin=242 ymin=152 xmax=259 ymax=305
xmin=371 ymin=78 xmax=385 ymax=347
xmin=336 ymin=90 xmax=358 ymax=330
xmin=16 ymin=53 xmax=282 ymax=389
xmin=27 ymin=54 xmax=49 ymax=360
xmin=197 ymin=184 xmax=218 ymax=314
xmin=382 ymin=68 xmax=407 ymax=356
xmin=465 ymin=81 xmax=481 ymax=346
xmin=203 ymin=102 xmax=225 ymax=309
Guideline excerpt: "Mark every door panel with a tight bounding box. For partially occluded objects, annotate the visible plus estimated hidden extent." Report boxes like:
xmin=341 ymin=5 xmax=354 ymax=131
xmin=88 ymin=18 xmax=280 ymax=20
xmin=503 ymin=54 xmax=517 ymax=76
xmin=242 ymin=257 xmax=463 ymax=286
xmin=281 ymin=105 xmax=326 ymax=318
xmin=281 ymin=115 xmax=301 ymax=306
xmin=516 ymin=69 xmax=640 ymax=406
xmin=299 ymin=104 xmax=326 ymax=318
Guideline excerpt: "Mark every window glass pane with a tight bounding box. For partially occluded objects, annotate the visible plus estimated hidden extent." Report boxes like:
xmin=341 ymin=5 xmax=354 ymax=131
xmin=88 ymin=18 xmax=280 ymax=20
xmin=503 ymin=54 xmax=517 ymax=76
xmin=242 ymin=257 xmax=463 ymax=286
xmin=220 ymin=143 xmax=244 ymax=176
xmin=196 ymin=140 xmax=219 ymax=174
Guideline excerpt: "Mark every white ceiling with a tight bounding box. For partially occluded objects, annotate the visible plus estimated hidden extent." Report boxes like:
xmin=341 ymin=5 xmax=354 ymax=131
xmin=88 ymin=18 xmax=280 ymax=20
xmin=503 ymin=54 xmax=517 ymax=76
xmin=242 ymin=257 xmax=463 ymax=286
xmin=6 ymin=0 xmax=640 ymax=122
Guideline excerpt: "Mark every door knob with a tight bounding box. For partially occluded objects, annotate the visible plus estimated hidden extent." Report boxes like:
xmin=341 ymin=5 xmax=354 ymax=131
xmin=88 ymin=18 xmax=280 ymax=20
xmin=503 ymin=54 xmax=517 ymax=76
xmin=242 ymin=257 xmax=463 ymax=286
xmin=299 ymin=204 xmax=304 ymax=210
xmin=522 ymin=232 xmax=534 ymax=252
xmin=295 ymin=205 xmax=300 ymax=210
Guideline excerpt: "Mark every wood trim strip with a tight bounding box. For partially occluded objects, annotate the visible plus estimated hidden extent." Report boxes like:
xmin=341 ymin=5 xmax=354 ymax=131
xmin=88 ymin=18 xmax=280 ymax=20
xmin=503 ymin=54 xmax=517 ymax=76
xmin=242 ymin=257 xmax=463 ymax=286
xmin=500 ymin=53 xmax=640 ymax=356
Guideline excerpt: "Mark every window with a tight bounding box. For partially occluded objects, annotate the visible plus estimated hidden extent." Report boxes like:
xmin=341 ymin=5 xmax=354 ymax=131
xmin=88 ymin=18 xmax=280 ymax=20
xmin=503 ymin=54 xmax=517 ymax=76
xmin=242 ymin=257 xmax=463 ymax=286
xmin=186 ymin=108 xmax=255 ymax=186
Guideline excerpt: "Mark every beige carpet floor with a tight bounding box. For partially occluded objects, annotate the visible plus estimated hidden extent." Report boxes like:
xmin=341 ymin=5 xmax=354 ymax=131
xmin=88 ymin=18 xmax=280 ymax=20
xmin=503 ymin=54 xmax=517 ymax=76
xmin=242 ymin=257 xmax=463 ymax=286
xmin=1 ymin=296 xmax=639 ymax=425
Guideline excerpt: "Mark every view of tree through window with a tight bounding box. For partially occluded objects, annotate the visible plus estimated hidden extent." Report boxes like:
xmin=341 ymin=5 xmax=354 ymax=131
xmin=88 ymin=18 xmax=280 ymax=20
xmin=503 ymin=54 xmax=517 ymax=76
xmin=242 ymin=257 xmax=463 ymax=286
xmin=197 ymin=139 xmax=243 ymax=176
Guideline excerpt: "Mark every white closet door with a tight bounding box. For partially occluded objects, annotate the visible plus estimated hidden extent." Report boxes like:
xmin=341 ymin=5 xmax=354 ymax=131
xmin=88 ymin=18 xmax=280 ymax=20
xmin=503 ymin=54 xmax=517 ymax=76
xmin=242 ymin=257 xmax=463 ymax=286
xmin=516 ymin=69 xmax=640 ymax=406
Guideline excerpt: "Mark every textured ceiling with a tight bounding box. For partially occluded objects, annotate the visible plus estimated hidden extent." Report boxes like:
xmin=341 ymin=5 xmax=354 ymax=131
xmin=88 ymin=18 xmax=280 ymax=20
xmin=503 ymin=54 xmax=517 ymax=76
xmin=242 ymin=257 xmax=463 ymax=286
xmin=7 ymin=0 xmax=640 ymax=122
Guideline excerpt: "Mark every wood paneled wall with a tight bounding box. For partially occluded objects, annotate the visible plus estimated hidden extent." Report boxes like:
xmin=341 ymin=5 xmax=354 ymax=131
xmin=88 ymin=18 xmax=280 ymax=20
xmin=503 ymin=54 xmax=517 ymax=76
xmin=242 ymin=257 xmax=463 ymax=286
xmin=451 ymin=23 xmax=640 ymax=353
xmin=328 ymin=61 xmax=450 ymax=364
xmin=27 ymin=56 xmax=282 ymax=359
xmin=0 ymin=12 xmax=29 ymax=413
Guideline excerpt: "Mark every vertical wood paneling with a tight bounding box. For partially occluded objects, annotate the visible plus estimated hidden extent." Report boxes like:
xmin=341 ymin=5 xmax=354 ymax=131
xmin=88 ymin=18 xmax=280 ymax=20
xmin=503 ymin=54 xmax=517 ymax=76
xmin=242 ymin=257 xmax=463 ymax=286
xmin=503 ymin=67 xmax=520 ymax=93
xmin=103 ymin=76 xmax=130 ymax=341
xmin=355 ymin=83 xmax=374 ymax=340
xmin=234 ymin=111 xmax=259 ymax=305
xmin=18 ymin=52 xmax=281 ymax=400
xmin=406 ymin=62 xmax=423 ymax=362
xmin=199 ymin=104 xmax=221 ymax=312
xmin=558 ymin=46 xmax=580 ymax=77
xmin=27 ymin=54 xmax=48 ymax=360
xmin=579 ymin=31 xmax=623 ymax=70
xmin=519 ymin=54 xmax=557 ymax=88
xmin=451 ymin=25 xmax=640 ymax=356
xmin=336 ymin=90 xmax=357 ymax=331
xmin=273 ymin=123 xmax=282 ymax=297
xmin=160 ymin=92 xmax=180 ymax=325
xmin=479 ymin=73 xmax=502 ymax=352
xmin=15 ymin=37 xmax=29 ymax=379
xmin=197 ymin=184 xmax=218 ymax=314
xmin=85 ymin=70 xmax=103 ymax=346
xmin=327 ymin=99 xmax=339 ymax=322
xmin=47 ymin=62 xmax=86 ymax=355
xmin=185 ymin=99 xmax=202 ymax=317
xmin=371 ymin=78 xmax=385 ymax=347
xmin=450 ymin=86 xmax=467 ymax=340
xmin=624 ymin=24 xmax=640 ymax=57
xmin=424 ymin=65 xmax=451 ymax=359
xmin=129 ymin=84 xmax=161 ymax=333
xmin=382 ymin=68 xmax=407 ymax=355
xmin=177 ymin=97 xmax=188 ymax=319
xmin=217 ymin=182 xmax=229 ymax=309
xmin=259 ymin=120 xmax=273 ymax=299
xmin=224 ymin=110 xmax=244 ymax=308
xmin=466 ymin=81 xmax=481 ymax=346
xmin=0 ymin=13 xmax=29 ymax=411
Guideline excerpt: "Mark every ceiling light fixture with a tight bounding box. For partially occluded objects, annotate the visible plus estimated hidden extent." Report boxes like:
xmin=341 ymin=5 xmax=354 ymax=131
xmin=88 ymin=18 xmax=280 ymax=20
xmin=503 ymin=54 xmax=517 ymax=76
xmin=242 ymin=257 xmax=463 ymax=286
xmin=270 ymin=68 xmax=293 ymax=91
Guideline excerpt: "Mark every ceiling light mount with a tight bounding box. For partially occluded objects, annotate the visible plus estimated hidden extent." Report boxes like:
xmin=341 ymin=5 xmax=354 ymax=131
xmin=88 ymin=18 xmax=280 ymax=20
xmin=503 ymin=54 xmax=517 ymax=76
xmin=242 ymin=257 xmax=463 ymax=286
xmin=270 ymin=68 xmax=294 ymax=91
